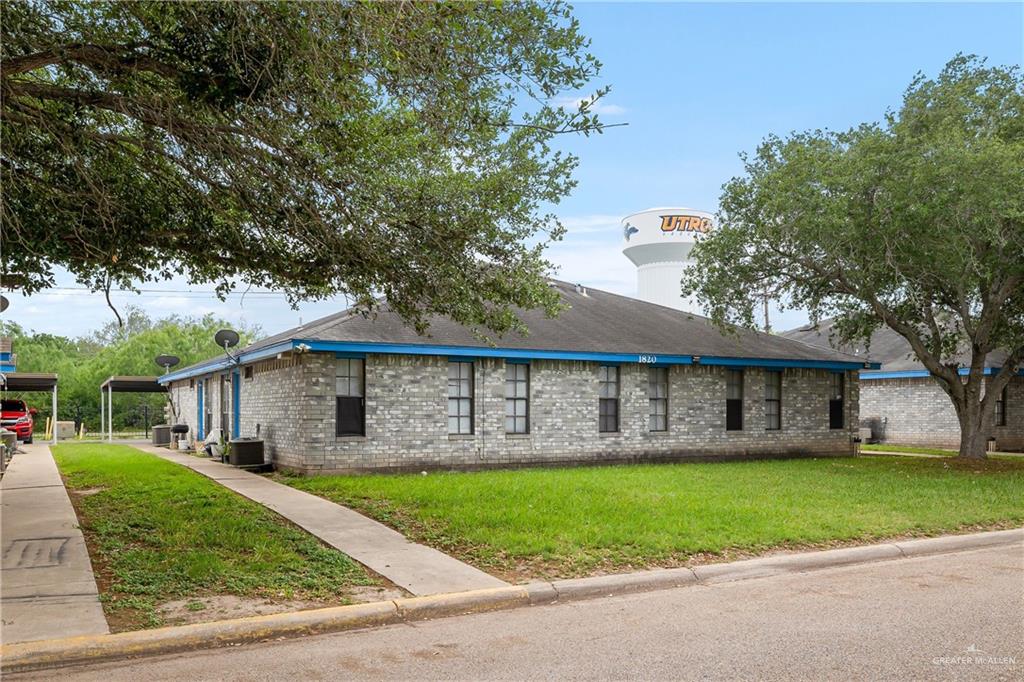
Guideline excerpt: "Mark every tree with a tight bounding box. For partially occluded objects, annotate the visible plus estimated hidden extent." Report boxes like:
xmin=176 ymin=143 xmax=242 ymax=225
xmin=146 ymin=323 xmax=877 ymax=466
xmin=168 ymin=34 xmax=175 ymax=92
xmin=1 ymin=1 xmax=609 ymax=335
xmin=1 ymin=312 xmax=260 ymax=431
xmin=683 ymin=56 xmax=1023 ymax=459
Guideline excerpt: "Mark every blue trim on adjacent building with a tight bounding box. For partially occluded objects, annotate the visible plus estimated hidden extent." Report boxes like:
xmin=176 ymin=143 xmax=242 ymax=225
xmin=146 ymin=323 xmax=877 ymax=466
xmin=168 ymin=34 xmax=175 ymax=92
xmin=0 ymin=352 xmax=12 ymax=362
xmin=158 ymin=338 xmax=873 ymax=383
xmin=862 ymin=367 xmax=1024 ymax=380
xmin=0 ymin=364 xmax=16 ymax=373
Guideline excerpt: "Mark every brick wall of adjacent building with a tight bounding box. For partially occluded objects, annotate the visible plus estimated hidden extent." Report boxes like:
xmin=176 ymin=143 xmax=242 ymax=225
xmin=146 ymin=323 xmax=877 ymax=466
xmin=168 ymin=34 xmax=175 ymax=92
xmin=860 ymin=375 xmax=1023 ymax=451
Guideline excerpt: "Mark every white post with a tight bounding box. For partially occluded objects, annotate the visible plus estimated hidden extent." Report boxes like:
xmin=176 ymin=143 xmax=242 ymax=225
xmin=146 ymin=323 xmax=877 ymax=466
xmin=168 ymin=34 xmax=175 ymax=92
xmin=51 ymin=385 xmax=58 ymax=445
xmin=107 ymin=385 xmax=113 ymax=442
xmin=100 ymin=387 xmax=104 ymax=443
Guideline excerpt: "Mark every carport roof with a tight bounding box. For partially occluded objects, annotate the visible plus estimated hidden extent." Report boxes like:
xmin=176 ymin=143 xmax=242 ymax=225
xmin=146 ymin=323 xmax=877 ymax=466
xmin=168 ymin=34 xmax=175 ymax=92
xmin=100 ymin=376 xmax=166 ymax=393
xmin=0 ymin=372 xmax=58 ymax=392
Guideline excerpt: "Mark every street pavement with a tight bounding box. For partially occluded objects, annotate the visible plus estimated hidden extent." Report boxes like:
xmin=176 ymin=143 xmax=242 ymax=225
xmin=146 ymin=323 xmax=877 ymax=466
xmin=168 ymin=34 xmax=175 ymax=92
xmin=12 ymin=543 xmax=1022 ymax=681
xmin=1 ymin=443 xmax=108 ymax=644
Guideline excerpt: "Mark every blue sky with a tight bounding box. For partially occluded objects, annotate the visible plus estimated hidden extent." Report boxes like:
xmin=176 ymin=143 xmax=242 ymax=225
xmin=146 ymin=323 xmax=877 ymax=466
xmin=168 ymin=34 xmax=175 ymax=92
xmin=8 ymin=2 xmax=1023 ymax=339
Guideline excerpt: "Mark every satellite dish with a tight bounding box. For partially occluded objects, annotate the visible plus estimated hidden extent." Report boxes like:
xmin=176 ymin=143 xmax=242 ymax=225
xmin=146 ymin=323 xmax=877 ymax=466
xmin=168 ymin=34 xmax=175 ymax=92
xmin=215 ymin=329 xmax=240 ymax=349
xmin=155 ymin=354 xmax=180 ymax=369
xmin=0 ymin=295 xmax=8 ymax=313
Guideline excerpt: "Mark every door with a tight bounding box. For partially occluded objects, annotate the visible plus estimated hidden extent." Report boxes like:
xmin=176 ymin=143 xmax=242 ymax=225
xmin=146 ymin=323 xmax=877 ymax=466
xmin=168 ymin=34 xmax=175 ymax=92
xmin=204 ymin=378 xmax=213 ymax=440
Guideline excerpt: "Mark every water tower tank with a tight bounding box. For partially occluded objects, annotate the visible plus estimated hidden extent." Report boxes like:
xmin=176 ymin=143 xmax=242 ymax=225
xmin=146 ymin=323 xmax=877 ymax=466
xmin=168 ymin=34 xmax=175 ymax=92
xmin=621 ymin=207 xmax=713 ymax=312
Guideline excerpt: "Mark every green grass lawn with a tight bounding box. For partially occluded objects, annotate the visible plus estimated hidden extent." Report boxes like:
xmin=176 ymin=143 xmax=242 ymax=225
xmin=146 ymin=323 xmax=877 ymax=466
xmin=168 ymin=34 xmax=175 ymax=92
xmin=54 ymin=444 xmax=375 ymax=630
xmin=860 ymin=444 xmax=956 ymax=456
xmin=281 ymin=456 xmax=1024 ymax=580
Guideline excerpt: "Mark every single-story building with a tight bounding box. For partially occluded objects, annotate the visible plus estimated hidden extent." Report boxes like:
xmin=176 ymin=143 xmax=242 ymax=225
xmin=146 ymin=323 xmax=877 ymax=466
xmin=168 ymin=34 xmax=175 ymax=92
xmin=160 ymin=282 xmax=875 ymax=474
xmin=784 ymin=320 xmax=1023 ymax=452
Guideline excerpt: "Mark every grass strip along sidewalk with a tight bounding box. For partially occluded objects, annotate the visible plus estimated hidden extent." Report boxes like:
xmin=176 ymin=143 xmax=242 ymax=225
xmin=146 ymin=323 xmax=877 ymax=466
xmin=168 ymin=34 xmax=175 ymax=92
xmin=53 ymin=444 xmax=376 ymax=631
xmin=281 ymin=456 xmax=1024 ymax=582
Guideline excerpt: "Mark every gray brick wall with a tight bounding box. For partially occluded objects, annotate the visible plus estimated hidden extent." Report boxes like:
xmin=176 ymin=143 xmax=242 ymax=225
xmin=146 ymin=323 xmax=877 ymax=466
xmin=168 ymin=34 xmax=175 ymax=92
xmin=861 ymin=375 xmax=1023 ymax=451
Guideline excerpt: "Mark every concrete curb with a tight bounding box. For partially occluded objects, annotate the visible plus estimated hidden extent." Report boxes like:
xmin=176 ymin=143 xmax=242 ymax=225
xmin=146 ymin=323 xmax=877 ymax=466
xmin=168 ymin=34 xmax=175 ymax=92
xmin=2 ymin=528 xmax=1020 ymax=673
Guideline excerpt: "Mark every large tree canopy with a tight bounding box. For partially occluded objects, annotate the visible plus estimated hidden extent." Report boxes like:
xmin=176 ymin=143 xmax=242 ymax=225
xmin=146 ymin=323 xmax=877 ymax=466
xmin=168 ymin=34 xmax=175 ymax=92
xmin=684 ymin=56 xmax=1023 ymax=458
xmin=1 ymin=1 xmax=607 ymax=334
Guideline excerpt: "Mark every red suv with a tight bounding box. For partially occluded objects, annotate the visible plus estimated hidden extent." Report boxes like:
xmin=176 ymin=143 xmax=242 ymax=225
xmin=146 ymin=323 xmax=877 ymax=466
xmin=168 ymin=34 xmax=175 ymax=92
xmin=1 ymin=399 xmax=36 ymax=443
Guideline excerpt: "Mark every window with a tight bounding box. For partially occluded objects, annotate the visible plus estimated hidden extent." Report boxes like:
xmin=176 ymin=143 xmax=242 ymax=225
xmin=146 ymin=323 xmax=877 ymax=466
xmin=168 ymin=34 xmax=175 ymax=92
xmin=336 ymin=358 xmax=365 ymax=436
xmin=244 ymin=365 xmax=253 ymax=380
xmin=726 ymin=369 xmax=743 ymax=431
xmin=995 ymin=386 xmax=1007 ymax=427
xmin=599 ymin=365 xmax=619 ymax=432
xmin=189 ymin=378 xmax=195 ymax=389
xmin=648 ymin=367 xmax=668 ymax=432
xmin=447 ymin=361 xmax=473 ymax=434
xmin=505 ymin=363 xmax=529 ymax=433
xmin=765 ymin=371 xmax=781 ymax=431
xmin=829 ymin=373 xmax=845 ymax=430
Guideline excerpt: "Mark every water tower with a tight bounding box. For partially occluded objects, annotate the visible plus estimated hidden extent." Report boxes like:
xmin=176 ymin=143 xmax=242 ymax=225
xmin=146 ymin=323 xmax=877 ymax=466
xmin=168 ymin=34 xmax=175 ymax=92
xmin=621 ymin=207 xmax=713 ymax=312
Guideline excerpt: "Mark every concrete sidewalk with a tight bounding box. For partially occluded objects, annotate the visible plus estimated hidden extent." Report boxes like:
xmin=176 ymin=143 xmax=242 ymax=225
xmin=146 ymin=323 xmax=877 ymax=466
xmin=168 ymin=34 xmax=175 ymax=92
xmin=133 ymin=444 xmax=506 ymax=596
xmin=1 ymin=444 xmax=108 ymax=644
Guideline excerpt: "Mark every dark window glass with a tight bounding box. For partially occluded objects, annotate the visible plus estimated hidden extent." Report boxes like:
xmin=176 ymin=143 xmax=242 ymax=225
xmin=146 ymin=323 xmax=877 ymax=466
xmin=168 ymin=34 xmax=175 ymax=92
xmin=765 ymin=371 xmax=781 ymax=431
xmin=599 ymin=365 xmax=619 ymax=432
xmin=505 ymin=363 xmax=529 ymax=434
xmin=648 ymin=367 xmax=668 ymax=432
xmin=829 ymin=373 xmax=845 ymax=429
xmin=336 ymin=358 xmax=365 ymax=436
xmin=995 ymin=386 xmax=1007 ymax=427
xmin=447 ymin=361 xmax=473 ymax=434
xmin=726 ymin=369 xmax=743 ymax=431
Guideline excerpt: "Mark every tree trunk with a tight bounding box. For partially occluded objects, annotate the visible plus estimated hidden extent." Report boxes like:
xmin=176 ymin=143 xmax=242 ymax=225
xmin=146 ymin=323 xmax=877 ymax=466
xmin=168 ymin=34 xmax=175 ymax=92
xmin=954 ymin=395 xmax=989 ymax=459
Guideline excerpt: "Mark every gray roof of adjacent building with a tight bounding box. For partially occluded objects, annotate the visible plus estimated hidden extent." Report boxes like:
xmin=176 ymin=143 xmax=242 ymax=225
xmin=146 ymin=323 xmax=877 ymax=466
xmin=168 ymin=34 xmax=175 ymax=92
xmin=782 ymin=318 xmax=1013 ymax=372
xmin=162 ymin=281 xmax=871 ymax=382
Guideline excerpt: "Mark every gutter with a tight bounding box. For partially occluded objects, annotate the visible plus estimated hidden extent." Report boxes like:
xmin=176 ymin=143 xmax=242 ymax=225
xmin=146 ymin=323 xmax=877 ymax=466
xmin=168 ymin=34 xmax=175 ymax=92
xmin=159 ymin=339 xmax=876 ymax=384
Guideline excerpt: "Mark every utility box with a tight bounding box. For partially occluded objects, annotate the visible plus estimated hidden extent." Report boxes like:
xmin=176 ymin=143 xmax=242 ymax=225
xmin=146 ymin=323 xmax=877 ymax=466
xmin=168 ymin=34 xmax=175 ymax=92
xmin=55 ymin=421 xmax=76 ymax=440
xmin=152 ymin=424 xmax=171 ymax=447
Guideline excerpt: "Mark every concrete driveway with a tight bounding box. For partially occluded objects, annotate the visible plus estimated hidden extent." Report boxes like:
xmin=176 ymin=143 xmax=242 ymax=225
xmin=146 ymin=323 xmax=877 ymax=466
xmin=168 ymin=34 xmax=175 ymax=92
xmin=12 ymin=543 xmax=1022 ymax=681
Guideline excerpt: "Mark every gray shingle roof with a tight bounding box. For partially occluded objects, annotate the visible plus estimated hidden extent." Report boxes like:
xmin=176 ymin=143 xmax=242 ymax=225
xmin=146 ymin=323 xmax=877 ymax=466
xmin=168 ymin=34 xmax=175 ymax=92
xmin=171 ymin=281 xmax=866 ymax=378
xmin=782 ymin=318 xmax=1011 ymax=371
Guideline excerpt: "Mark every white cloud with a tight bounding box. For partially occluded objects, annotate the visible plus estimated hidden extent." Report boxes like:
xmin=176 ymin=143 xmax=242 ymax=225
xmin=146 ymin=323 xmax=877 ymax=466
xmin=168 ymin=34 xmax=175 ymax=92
xmin=553 ymin=96 xmax=627 ymax=117
xmin=558 ymin=214 xmax=623 ymax=236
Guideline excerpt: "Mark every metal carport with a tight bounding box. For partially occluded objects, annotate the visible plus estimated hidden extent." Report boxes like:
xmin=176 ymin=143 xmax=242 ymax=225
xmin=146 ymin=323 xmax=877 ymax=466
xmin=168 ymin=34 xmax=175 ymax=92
xmin=99 ymin=376 xmax=166 ymax=442
xmin=0 ymin=372 xmax=58 ymax=444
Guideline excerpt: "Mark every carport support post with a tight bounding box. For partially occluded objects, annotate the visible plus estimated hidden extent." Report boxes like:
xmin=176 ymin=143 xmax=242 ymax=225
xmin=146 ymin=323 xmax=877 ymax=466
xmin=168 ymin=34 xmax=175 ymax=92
xmin=100 ymin=388 xmax=104 ymax=443
xmin=51 ymin=384 xmax=58 ymax=445
xmin=107 ymin=385 xmax=113 ymax=442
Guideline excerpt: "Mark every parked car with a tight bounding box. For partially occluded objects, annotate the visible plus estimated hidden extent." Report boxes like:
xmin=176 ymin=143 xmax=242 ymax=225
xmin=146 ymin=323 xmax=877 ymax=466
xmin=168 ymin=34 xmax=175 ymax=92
xmin=1 ymin=399 xmax=36 ymax=443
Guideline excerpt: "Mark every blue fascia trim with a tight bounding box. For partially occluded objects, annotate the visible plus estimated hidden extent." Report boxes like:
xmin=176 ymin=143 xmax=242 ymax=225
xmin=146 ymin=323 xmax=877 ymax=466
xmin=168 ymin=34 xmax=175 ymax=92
xmin=862 ymin=367 xmax=1024 ymax=380
xmin=296 ymin=339 xmax=696 ymax=366
xmin=158 ymin=340 xmax=295 ymax=384
xmin=696 ymin=356 xmax=873 ymax=371
xmin=157 ymin=339 xmax=875 ymax=382
xmin=231 ymin=369 xmax=240 ymax=439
